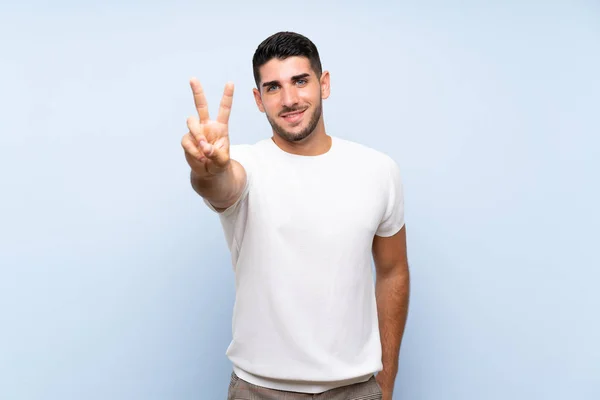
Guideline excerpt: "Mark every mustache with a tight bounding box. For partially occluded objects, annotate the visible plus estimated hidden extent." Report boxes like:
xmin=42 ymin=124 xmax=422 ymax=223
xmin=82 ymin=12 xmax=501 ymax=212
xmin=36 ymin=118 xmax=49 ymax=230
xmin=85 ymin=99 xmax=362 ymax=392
xmin=279 ymin=106 xmax=307 ymax=116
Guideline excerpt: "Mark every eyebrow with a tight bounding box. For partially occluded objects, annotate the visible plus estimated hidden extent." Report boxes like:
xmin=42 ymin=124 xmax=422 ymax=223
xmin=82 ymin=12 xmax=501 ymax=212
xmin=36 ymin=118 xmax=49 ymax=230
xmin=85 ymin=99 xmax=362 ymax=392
xmin=262 ymin=73 xmax=311 ymax=88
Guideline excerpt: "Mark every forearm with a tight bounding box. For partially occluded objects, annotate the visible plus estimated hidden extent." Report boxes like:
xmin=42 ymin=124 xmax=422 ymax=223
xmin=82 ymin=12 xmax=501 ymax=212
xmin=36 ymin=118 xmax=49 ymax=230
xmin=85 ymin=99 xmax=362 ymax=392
xmin=375 ymin=266 xmax=410 ymax=394
xmin=190 ymin=160 xmax=246 ymax=209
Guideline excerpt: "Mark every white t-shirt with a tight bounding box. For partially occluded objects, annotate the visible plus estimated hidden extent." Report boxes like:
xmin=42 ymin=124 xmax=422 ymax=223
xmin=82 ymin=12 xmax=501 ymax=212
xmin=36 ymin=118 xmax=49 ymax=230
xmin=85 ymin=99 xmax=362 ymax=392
xmin=204 ymin=135 xmax=405 ymax=393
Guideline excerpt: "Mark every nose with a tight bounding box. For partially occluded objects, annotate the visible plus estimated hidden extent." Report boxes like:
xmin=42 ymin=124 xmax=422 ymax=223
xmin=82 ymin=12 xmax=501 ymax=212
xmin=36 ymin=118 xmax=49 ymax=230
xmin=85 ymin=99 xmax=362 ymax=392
xmin=281 ymin=86 xmax=299 ymax=109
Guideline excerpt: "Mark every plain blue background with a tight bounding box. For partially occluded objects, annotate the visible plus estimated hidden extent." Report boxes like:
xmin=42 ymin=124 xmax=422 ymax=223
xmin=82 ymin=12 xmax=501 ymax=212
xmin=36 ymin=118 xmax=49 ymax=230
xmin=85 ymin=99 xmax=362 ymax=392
xmin=1 ymin=1 xmax=598 ymax=399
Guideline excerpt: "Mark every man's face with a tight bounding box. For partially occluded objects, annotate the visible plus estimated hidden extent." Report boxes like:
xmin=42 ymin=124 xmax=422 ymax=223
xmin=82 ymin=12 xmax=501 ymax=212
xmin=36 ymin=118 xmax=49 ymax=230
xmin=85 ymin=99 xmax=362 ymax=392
xmin=253 ymin=56 xmax=330 ymax=142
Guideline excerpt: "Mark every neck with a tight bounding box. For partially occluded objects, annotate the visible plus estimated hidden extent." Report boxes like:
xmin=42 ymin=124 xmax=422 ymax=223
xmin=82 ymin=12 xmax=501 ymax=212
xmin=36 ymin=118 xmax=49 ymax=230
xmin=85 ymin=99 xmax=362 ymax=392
xmin=271 ymin=120 xmax=331 ymax=156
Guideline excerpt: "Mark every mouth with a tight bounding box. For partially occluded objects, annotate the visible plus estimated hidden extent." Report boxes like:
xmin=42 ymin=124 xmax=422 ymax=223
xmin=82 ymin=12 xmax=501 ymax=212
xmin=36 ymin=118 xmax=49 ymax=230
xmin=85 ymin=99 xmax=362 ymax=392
xmin=280 ymin=108 xmax=307 ymax=124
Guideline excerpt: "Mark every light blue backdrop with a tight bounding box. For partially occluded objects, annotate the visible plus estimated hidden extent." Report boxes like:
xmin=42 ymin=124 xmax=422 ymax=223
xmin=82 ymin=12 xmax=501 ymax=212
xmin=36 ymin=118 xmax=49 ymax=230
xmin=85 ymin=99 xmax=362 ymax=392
xmin=1 ymin=1 xmax=598 ymax=399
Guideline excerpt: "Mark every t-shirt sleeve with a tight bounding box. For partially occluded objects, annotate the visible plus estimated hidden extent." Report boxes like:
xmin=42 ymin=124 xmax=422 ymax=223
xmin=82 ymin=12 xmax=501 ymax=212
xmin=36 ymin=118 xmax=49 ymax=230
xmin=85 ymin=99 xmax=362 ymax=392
xmin=202 ymin=144 xmax=253 ymax=218
xmin=375 ymin=156 xmax=405 ymax=237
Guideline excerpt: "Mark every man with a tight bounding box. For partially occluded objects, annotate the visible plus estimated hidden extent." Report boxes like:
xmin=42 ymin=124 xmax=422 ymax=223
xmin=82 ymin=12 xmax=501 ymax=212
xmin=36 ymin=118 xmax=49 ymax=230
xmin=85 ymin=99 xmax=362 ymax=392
xmin=181 ymin=31 xmax=409 ymax=400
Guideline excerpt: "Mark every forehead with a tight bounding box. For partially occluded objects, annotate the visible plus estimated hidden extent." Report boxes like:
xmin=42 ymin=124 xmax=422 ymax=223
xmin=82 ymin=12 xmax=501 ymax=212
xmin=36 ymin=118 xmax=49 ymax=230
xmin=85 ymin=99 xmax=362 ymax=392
xmin=259 ymin=56 xmax=314 ymax=83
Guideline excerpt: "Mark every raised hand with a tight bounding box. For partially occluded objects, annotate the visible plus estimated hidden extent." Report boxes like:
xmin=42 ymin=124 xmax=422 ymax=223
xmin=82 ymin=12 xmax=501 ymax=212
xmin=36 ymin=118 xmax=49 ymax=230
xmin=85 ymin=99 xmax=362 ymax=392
xmin=181 ymin=78 xmax=234 ymax=177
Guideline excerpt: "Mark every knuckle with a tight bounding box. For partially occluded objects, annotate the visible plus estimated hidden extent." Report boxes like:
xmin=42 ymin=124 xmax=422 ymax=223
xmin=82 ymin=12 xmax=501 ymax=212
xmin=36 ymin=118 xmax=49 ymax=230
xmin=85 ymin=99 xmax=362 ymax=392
xmin=181 ymin=133 xmax=192 ymax=143
xmin=186 ymin=116 xmax=197 ymax=126
xmin=182 ymin=138 xmax=197 ymax=153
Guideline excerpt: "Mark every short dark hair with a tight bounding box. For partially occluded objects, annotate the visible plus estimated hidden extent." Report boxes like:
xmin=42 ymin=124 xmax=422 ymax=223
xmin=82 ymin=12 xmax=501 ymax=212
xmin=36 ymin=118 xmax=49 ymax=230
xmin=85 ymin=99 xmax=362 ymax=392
xmin=252 ymin=31 xmax=323 ymax=88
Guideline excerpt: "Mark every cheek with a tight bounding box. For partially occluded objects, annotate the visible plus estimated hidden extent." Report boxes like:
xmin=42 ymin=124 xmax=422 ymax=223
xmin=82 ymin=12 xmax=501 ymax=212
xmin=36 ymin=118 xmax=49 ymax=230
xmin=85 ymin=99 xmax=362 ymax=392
xmin=303 ymin=87 xmax=321 ymax=104
xmin=264 ymin=101 xmax=277 ymax=114
xmin=261 ymin=96 xmax=279 ymax=111
xmin=262 ymin=103 xmax=281 ymax=119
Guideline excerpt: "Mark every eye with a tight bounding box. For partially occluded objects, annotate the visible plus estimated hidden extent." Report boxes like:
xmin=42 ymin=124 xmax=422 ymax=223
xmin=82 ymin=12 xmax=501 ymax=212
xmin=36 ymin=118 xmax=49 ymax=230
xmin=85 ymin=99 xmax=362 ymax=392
xmin=296 ymin=79 xmax=307 ymax=86
xmin=267 ymin=84 xmax=280 ymax=92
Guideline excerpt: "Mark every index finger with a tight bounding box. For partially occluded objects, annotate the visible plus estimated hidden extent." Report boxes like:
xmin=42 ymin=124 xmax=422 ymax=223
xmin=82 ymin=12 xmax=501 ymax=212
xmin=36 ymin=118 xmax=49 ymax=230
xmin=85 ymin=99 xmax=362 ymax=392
xmin=216 ymin=82 xmax=234 ymax=124
xmin=190 ymin=77 xmax=210 ymax=123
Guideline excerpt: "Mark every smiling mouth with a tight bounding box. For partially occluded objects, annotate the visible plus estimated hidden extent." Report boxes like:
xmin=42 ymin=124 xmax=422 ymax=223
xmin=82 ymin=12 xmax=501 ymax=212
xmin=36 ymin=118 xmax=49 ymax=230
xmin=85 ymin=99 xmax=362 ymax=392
xmin=280 ymin=108 xmax=306 ymax=117
xmin=280 ymin=109 xmax=306 ymax=123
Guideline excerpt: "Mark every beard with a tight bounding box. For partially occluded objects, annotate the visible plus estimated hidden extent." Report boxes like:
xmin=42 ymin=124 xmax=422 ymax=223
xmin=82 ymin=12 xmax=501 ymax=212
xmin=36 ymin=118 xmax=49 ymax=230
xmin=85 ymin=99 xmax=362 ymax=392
xmin=266 ymin=100 xmax=322 ymax=143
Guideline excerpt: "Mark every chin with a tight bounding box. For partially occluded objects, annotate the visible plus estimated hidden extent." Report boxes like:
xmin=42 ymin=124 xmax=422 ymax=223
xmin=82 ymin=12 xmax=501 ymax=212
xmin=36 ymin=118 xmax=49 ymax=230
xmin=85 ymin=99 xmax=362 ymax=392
xmin=274 ymin=126 xmax=313 ymax=143
xmin=290 ymin=130 xmax=313 ymax=142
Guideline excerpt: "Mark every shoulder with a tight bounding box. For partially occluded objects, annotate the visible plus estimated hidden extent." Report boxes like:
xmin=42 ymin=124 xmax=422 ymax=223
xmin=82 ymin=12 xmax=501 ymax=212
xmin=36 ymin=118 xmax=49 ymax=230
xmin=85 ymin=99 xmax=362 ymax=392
xmin=334 ymin=137 xmax=399 ymax=172
xmin=229 ymin=142 xmax=256 ymax=156
xmin=229 ymin=139 xmax=271 ymax=161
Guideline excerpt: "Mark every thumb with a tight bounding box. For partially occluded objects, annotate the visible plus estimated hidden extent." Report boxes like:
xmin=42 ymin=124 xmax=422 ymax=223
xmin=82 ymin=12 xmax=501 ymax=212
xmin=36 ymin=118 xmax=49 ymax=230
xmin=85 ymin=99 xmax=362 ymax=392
xmin=199 ymin=140 xmax=229 ymax=167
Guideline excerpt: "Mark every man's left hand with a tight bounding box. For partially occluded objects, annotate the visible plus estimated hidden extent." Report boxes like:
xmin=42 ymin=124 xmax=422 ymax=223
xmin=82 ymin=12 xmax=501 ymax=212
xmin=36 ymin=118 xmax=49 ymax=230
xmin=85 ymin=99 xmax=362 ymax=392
xmin=375 ymin=373 xmax=395 ymax=400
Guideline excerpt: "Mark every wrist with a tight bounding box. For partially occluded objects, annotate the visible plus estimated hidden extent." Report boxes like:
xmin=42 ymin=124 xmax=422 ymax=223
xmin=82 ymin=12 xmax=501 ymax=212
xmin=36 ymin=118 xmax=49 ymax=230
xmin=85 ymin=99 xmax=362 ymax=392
xmin=376 ymin=369 xmax=397 ymax=388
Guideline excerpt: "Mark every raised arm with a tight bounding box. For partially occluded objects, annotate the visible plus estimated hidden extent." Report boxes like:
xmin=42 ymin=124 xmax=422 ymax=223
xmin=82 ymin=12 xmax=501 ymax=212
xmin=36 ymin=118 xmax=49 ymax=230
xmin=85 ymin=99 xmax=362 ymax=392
xmin=181 ymin=78 xmax=247 ymax=210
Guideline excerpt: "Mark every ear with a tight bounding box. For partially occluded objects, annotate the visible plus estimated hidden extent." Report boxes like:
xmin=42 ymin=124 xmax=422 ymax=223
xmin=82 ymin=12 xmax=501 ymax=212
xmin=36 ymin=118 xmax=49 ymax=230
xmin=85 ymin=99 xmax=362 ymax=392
xmin=320 ymin=70 xmax=331 ymax=100
xmin=252 ymin=88 xmax=265 ymax=113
